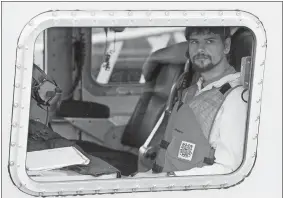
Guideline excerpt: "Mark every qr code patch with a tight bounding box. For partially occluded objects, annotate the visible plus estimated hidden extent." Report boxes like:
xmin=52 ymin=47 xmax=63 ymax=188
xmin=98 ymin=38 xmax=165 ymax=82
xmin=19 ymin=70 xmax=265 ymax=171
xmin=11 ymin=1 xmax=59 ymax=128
xmin=177 ymin=141 xmax=196 ymax=161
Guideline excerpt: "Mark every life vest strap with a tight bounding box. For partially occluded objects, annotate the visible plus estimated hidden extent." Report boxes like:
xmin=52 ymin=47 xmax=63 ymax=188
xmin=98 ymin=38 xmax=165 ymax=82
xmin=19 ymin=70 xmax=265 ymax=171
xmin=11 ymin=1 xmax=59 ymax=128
xmin=203 ymin=157 xmax=215 ymax=165
xmin=219 ymin=83 xmax=232 ymax=95
xmin=152 ymin=162 xmax=163 ymax=173
xmin=160 ymin=140 xmax=170 ymax=149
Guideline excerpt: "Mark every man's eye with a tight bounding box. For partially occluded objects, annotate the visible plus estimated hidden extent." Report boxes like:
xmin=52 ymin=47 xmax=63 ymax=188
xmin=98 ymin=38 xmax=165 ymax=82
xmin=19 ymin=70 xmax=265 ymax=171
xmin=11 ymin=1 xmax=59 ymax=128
xmin=190 ymin=40 xmax=197 ymax=44
xmin=206 ymin=40 xmax=213 ymax=44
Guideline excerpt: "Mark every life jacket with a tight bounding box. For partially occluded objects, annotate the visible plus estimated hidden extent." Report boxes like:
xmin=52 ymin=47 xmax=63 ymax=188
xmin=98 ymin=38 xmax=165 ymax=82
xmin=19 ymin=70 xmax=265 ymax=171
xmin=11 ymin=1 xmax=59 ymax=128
xmin=152 ymin=77 xmax=241 ymax=173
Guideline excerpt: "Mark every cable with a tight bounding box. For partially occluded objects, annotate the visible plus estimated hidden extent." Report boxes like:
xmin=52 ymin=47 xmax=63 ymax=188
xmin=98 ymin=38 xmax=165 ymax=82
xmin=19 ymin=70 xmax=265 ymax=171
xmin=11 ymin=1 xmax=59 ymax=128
xmin=65 ymin=29 xmax=86 ymax=100
xmin=45 ymin=106 xmax=49 ymax=127
xmin=241 ymin=88 xmax=248 ymax=103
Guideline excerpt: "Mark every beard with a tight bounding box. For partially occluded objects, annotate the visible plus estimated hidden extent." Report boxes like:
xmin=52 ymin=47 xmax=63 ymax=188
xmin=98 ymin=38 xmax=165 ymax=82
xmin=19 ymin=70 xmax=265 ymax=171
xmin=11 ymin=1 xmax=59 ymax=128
xmin=191 ymin=54 xmax=222 ymax=73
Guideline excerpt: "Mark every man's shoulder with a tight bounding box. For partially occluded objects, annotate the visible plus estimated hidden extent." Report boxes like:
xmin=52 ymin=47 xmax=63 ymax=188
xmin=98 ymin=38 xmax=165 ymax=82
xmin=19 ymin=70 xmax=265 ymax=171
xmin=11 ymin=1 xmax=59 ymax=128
xmin=223 ymin=85 xmax=248 ymax=109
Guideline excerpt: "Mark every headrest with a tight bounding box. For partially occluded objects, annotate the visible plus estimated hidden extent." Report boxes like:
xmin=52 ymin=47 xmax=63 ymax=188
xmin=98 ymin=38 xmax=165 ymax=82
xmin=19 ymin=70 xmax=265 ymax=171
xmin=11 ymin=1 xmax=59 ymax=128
xmin=230 ymin=28 xmax=254 ymax=72
xmin=142 ymin=42 xmax=188 ymax=81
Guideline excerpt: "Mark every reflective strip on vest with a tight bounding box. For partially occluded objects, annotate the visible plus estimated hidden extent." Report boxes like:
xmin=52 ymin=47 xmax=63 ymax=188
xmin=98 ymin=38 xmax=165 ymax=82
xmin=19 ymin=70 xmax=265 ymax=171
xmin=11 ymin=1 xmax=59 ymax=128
xmin=153 ymin=82 xmax=236 ymax=173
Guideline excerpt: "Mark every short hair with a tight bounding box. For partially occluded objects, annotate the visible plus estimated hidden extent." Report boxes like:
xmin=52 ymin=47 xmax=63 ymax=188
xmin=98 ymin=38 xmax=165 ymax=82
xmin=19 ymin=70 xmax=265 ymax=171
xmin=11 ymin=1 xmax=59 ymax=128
xmin=184 ymin=27 xmax=231 ymax=42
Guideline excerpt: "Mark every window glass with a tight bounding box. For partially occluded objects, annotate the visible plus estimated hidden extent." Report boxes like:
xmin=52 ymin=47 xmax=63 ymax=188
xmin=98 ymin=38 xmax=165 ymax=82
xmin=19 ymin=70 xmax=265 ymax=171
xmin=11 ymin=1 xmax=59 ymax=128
xmin=91 ymin=27 xmax=186 ymax=85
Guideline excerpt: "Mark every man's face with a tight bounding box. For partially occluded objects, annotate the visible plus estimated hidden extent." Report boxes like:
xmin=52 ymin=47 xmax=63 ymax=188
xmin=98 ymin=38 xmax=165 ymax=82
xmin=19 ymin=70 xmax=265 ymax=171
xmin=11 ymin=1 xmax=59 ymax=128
xmin=187 ymin=31 xmax=230 ymax=72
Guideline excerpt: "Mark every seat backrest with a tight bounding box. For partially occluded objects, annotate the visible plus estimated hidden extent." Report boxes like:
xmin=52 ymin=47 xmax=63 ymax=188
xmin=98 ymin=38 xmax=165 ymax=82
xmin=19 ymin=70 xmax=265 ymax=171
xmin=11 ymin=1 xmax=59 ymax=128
xmin=230 ymin=27 xmax=254 ymax=72
xmin=121 ymin=42 xmax=188 ymax=148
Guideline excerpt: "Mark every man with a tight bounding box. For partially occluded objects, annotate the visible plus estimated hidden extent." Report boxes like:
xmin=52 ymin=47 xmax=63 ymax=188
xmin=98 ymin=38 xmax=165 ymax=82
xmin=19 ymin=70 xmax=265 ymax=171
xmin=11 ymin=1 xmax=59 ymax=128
xmin=133 ymin=27 xmax=248 ymax=177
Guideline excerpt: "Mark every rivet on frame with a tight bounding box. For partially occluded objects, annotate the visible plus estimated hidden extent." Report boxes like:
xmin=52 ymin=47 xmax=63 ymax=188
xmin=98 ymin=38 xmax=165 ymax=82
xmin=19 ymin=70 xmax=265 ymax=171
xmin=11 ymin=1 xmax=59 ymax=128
xmin=28 ymin=20 xmax=34 ymax=26
xmin=22 ymin=86 xmax=26 ymax=89
xmin=13 ymin=103 xmax=19 ymax=108
xmin=58 ymin=191 xmax=63 ymax=195
xmin=262 ymin=42 xmax=267 ymax=48
xmin=149 ymin=18 xmax=152 ymax=22
xmin=150 ymin=185 xmax=156 ymax=191
xmin=203 ymin=183 xmax=210 ymax=189
xmin=256 ymin=21 xmax=261 ymax=28
xmin=9 ymin=161 xmax=15 ymax=166
xmin=168 ymin=184 xmax=175 ymax=189
xmin=113 ymin=188 xmax=119 ymax=192
xmin=11 ymin=142 xmax=16 ymax=147
xmin=17 ymin=45 xmax=23 ymax=50
xmin=12 ymin=122 xmax=18 ymax=127
xmin=95 ymin=189 xmax=101 ymax=194
xmin=253 ymin=133 xmax=258 ymax=140
xmin=256 ymin=98 xmax=261 ymax=103
xmin=255 ymin=116 xmax=260 ymax=122
xmin=109 ymin=12 xmax=114 ymax=16
xmin=219 ymin=11 xmax=223 ymax=16
xmin=132 ymin=188 xmax=137 ymax=192
xmin=52 ymin=11 xmax=58 ymax=17
xmin=38 ymin=192 xmax=44 ymax=196
xmin=260 ymin=61 xmax=265 ymax=66
xmin=16 ymin=64 xmax=21 ymax=69
xmin=236 ymin=11 xmax=241 ymax=16
xmin=201 ymin=12 xmax=205 ymax=16
xmin=146 ymin=11 xmax=151 ymax=16
xmin=185 ymin=185 xmax=192 ymax=190
xmin=25 ymin=46 xmax=29 ymax=50
xmin=204 ymin=18 xmax=207 ymax=21
xmin=252 ymin=152 xmax=256 ymax=158
xmin=258 ymin=79 xmax=263 ymax=85
xmin=220 ymin=183 xmax=228 ymax=188
xmin=128 ymin=11 xmax=133 ymax=16
xmin=14 ymin=83 xmax=20 ymax=88
xmin=183 ymin=11 xmax=187 ymax=16
xmin=165 ymin=11 xmax=169 ymax=16
xmin=76 ymin=190 xmax=82 ymax=194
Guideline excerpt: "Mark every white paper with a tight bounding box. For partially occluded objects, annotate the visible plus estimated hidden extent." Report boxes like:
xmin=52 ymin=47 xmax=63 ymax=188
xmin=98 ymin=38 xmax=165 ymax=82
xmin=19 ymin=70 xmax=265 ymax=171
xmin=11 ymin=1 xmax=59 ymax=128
xmin=26 ymin=146 xmax=90 ymax=171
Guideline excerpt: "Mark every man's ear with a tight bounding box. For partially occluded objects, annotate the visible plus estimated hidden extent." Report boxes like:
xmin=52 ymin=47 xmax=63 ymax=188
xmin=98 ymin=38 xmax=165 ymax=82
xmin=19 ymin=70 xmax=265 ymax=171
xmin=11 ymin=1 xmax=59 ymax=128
xmin=224 ymin=37 xmax=231 ymax=54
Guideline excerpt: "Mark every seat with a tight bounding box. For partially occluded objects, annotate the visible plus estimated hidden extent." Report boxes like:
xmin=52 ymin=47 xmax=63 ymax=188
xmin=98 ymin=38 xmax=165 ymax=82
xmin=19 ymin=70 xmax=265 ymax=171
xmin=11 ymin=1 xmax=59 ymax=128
xmin=76 ymin=42 xmax=188 ymax=176
xmin=121 ymin=42 xmax=188 ymax=148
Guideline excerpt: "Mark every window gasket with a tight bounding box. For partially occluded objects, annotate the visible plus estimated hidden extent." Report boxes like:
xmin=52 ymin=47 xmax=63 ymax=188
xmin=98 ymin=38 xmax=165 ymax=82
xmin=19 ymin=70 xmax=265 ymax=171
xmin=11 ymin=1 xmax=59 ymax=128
xmin=9 ymin=10 xmax=267 ymax=196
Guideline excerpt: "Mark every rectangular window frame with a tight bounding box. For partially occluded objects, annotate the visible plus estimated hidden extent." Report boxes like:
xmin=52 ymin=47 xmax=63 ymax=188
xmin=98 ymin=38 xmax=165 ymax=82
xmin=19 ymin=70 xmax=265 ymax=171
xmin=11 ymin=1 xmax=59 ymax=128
xmin=9 ymin=10 xmax=267 ymax=196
